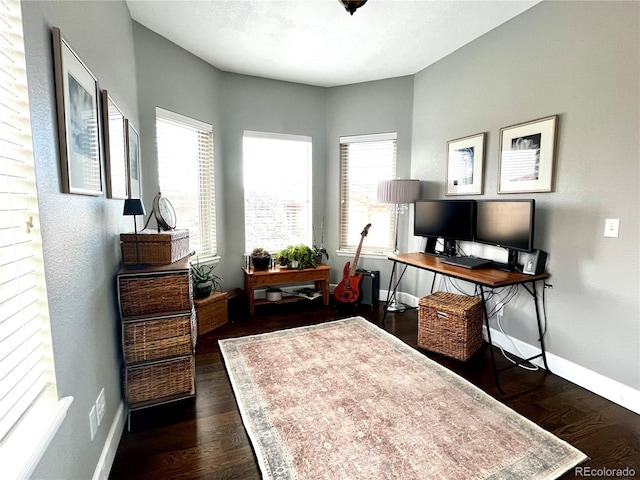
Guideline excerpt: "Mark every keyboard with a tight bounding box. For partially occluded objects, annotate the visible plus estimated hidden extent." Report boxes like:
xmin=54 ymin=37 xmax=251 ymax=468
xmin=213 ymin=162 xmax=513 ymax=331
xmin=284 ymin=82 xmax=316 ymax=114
xmin=441 ymin=256 xmax=492 ymax=270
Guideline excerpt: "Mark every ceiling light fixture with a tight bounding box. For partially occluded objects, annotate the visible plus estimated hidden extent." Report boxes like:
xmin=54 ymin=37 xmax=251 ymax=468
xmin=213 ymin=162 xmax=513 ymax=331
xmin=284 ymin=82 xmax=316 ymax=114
xmin=339 ymin=0 xmax=368 ymax=15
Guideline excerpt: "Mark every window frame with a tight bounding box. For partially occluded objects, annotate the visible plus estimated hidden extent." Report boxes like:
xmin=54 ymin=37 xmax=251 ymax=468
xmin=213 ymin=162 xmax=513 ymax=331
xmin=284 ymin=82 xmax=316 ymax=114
xmin=338 ymin=132 xmax=398 ymax=255
xmin=155 ymin=107 xmax=218 ymax=262
xmin=0 ymin=2 xmax=72 ymax=477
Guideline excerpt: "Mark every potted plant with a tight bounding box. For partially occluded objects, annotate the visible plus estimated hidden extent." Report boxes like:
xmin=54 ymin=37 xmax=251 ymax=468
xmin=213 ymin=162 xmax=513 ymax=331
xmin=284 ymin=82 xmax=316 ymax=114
xmin=313 ymin=218 xmax=329 ymax=264
xmin=250 ymin=247 xmax=272 ymax=270
xmin=277 ymin=244 xmax=317 ymax=270
xmin=190 ymin=258 xmax=223 ymax=299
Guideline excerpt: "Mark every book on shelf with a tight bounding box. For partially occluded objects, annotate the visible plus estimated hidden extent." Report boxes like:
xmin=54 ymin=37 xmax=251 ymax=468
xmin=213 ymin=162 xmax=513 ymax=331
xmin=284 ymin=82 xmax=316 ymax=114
xmin=291 ymin=287 xmax=322 ymax=300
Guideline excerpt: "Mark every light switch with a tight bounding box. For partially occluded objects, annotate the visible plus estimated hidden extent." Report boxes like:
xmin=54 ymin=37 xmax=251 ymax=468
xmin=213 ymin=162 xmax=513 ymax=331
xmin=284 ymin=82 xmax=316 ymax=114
xmin=604 ymin=218 xmax=619 ymax=237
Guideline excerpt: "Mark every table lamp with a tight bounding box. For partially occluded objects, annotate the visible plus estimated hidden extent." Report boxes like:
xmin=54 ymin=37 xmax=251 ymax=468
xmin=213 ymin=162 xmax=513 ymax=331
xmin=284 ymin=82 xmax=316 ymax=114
xmin=123 ymin=198 xmax=146 ymax=267
xmin=377 ymin=179 xmax=420 ymax=311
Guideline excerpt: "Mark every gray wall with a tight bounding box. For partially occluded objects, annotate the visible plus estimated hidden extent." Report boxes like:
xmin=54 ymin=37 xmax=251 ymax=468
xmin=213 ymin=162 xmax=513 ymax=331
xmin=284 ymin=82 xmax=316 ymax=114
xmin=219 ymin=73 xmax=328 ymax=288
xmin=409 ymin=1 xmax=639 ymax=389
xmin=132 ymin=22 xmax=227 ymax=270
xmin=21 ymin=1 xmax=138 ymax=479
xmin=325 ymin=77 xmax=415 ymax=285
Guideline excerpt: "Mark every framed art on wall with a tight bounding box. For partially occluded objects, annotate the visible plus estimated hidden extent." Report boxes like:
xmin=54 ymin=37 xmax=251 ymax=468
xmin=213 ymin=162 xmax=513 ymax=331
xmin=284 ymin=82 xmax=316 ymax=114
xmin=446 ymin=133 xmax=485 ymax=196
xmin=101 ymin=91 xmax=128 ymax=199
xmin=52 ymin=27 xmax=103 ymax=195
xmin=498 ymin=115 xmax=558 ymax=193
xmin=125 ymin=119 xmax=141 ymax=198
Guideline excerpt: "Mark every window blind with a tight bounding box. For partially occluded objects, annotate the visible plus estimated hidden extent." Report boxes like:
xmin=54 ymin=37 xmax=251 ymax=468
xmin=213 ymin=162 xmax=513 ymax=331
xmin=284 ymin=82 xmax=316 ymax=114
xmin=339 ymin=133 xmax=397 ymax=253
xmin=156 ymin=108 xmax=217 ymax=260
xmin=0 ymin=2 xmax=70 ymax=477
xmin=243 ymin=131 xmax=312 ymax=253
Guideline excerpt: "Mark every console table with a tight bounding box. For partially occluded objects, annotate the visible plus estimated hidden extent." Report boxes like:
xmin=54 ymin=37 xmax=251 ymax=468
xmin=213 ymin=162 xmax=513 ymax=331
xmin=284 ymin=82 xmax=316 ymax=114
xmin=386 ymin=252 xmax=550 ymax=393
xmin=243 ymin=265 xmax=331 ymax=315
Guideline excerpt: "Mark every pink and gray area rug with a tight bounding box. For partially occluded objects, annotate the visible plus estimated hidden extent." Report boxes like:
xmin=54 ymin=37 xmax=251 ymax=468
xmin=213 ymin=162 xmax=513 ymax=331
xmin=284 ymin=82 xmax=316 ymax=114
xmin=219 ymin=316 xmax=586 ymax=479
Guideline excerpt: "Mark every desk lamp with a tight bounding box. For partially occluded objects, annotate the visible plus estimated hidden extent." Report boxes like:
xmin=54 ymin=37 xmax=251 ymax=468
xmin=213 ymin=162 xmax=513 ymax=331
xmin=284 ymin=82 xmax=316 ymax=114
xmin=123 ymin=198 xmax=146 ymax=267
xmin=377 ymin=179 xmax=420 ymax=312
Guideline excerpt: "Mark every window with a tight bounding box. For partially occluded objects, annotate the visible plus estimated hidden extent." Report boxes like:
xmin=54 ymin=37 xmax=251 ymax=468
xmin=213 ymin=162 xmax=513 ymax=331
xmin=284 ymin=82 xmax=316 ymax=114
xmin=339 ymin=133 xmax=397 ymax=253
xmin=0 ymin=1 xmax=71 ymax=477
xmin=156 ymin=108 xmax=217 ymax=260
xmin=243 ymin=131 xmax=312 ymax=253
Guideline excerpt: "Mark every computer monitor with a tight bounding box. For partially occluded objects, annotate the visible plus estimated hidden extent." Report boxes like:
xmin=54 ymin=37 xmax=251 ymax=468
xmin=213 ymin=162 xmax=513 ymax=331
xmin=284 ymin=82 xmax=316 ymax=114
xmin=414 ymin=200 xmax=475 ymax=256
xmin=474 ymin=199 xmax=535 ymax=269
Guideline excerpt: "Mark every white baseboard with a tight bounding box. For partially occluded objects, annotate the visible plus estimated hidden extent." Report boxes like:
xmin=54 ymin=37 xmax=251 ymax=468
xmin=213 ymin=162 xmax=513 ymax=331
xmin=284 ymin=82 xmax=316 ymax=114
xmin=387 ymin=292 xmax=640 ymax=415
xmin=92 ymin=401 xmax=127 ymax=480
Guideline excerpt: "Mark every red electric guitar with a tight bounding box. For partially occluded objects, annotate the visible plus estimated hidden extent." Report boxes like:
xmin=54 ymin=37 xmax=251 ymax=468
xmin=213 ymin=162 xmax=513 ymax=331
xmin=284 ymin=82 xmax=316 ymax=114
xmin=334 ymin=223 xmax=371 ymax=304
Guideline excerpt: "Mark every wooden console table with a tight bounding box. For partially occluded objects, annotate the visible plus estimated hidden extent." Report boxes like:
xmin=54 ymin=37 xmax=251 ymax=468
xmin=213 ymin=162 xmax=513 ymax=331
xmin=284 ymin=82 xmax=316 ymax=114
xmin=243 ymin=265 xmax=331 ymax=315
xmin=386 ymin=252 xmax=550 ymax=393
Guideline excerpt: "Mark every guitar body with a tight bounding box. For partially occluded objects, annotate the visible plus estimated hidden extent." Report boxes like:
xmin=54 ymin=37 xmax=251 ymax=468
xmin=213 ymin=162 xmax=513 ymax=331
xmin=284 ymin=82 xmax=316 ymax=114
xmin=333 ymin=223 xmax=371 ymax=305
xmin=334 ymin=262 xmax=363 ymax=303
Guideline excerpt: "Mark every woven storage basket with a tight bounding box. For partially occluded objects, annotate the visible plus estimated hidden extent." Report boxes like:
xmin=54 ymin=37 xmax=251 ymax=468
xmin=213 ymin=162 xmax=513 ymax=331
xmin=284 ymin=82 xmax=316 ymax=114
xmin=120 ymin=229 xmax=189 ymax=266
xmin=194 ymin=291 xmax=228 ymax=335
xmin=418 ymin=291 xmax=484 ymax=361
xmin=125 ymin=356 xmax=195 ymax=405
xmin=123 ymin=311 xmax=195 ymax=364
xmin=119 ymin=271 xmax=191 ymax=317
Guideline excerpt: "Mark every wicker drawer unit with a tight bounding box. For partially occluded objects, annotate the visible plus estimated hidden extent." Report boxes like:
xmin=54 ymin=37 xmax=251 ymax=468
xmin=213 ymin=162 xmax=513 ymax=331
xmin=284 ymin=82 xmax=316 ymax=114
xmin=125 ymin=356 xmax=195 ymax=405
xmin=117 ymin=258 xmax=196 ymax=417
xmin=418 ymin=291 xmax=484 ymax=361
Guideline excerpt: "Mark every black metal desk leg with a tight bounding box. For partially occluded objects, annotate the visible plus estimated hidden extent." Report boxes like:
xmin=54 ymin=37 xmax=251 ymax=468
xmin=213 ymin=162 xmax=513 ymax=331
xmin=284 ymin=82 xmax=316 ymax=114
xmin=480 ymin=285 xmax=504 ymax=394
xmin=383 ymin=262 xmax=408 ymax=324
xmin=531 ymin=280 xmax=550 ymax=372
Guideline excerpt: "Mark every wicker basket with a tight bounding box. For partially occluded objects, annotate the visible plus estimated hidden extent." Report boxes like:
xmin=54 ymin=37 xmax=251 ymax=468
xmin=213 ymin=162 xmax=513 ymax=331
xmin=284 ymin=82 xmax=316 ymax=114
xmin=194 ymin=291 xmax=228 ymax=335
xmin=120 ymin=229 xmax=190 ymax=266
xmin=418 ymin=291 xmax=484 ymax=361
xmin=125 ymin=356 xmax=195 ymax=405
xmin=123 ymin=311 xmax=195 ymax=364
xmin=119 ymin=271 xmax=191 ymax=317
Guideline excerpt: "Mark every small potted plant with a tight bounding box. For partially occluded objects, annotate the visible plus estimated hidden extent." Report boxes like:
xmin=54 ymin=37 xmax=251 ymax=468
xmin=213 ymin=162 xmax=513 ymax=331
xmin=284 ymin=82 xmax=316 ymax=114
xmin=190 ymin=258 xmax=223 ymax=299
xmin=250 ymin=247 xmax=272 ymax=270
xmin=277 ymin=244 xmax=317 ymax=270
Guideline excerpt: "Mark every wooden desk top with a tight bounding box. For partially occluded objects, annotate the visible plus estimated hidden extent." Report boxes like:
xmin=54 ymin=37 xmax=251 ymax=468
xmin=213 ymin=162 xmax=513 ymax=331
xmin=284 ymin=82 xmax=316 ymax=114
xmin=389 ymin=252 xmax=549 ymax=288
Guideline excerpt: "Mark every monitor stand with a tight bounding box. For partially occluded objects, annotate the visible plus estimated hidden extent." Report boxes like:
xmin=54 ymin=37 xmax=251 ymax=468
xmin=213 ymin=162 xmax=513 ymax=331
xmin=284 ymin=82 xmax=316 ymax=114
xmin=443 ymin=238 xmax=457 ymax=257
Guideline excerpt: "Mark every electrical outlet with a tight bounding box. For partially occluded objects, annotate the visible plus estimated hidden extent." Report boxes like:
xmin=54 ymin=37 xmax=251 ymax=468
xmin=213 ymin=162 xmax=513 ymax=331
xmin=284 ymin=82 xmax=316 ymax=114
xmin=89 ymin=405 xmax=98 ymax=441
xmin=496 ymin=302 xmax=504 ymax=318
xmin=604 ymin=218 xmax=619 ymax=237
xmin=96 ymin=388 xmax=106 ymax=426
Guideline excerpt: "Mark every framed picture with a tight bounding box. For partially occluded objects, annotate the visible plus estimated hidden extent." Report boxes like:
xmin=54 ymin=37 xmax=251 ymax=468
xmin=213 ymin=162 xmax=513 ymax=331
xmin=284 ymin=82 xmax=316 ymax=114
xmin=498 ymin=115 xmax=558 ymax=193
xmin=125 ymin=120 xmax=141 ymax=199
xmin=446 ymin=133 xmax=485 ymax=196
xmin=101 ymin=91 xmax=128 ymax=199
xmin=52 ymin=27 xmax=103 ymax=195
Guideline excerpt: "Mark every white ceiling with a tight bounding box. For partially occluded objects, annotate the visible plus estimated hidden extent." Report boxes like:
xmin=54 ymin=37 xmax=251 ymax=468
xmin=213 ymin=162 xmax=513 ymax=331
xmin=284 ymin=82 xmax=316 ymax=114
xmin=126 ymin=0 xmax=541 ymax=88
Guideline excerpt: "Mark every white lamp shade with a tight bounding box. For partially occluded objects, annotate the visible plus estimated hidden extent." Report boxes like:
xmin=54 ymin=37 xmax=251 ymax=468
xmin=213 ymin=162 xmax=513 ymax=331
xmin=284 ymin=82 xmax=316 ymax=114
xmin=377 ymin=179 xmax=420 ymax=204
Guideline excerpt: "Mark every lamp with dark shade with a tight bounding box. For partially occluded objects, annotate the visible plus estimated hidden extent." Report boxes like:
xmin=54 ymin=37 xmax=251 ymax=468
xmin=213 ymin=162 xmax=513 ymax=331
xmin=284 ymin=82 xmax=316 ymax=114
xmin=377 ymin=179 xmax=420 ymax=312
xmin=123 ymin=198 xmax=147 ymax=267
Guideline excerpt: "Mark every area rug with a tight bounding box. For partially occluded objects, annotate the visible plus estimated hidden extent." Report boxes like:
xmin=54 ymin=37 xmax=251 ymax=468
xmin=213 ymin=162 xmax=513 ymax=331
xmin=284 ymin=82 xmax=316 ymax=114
xmin=219 ymin=317 xmax=586 ymax=479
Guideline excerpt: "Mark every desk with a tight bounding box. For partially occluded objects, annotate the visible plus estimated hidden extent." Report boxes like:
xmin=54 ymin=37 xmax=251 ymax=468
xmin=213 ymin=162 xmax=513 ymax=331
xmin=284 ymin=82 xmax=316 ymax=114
xmin=386 ymin=253 xmax=550 ymax=393
xmin=243 ymin=265 xmax=331 ymax=316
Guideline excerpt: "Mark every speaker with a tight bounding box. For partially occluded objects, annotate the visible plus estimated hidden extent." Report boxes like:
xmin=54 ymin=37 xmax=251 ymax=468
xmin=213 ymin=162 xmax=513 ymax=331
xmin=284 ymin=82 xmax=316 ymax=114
xmin=356 ymin=269 xmax=380 ymax=306
xmin=521 ymin=250 xmax=548 ymax=275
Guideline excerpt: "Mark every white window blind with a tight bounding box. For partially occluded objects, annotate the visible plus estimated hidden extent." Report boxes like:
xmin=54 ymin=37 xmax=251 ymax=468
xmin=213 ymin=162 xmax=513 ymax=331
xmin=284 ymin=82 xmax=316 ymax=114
xmin=243 ymin=131 xmax=312 ymax=253
xmin=156 ymin=108 xmax=217 ymax=260
xmin=0 ymin=2 xmax=71 ymax=478
xmin=339 ymin=133 xmax=397 ymax=253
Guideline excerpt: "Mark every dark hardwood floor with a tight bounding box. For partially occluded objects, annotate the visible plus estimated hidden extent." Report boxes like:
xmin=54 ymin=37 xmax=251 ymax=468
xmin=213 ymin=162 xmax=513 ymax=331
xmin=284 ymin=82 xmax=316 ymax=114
xmin=109 ymin=301 xmax=640 ymax=479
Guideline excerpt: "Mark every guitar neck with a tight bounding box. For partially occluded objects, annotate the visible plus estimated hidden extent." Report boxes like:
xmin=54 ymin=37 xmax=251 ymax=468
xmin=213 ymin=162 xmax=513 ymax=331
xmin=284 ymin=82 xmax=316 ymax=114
xmin=349 ymin=241 xmax=364 ymax=277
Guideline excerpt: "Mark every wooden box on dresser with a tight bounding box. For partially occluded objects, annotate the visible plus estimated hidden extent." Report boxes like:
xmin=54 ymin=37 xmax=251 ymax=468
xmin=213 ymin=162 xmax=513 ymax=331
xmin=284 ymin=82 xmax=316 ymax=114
xmin=116 ymin=258 xmax=197 ymax=428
